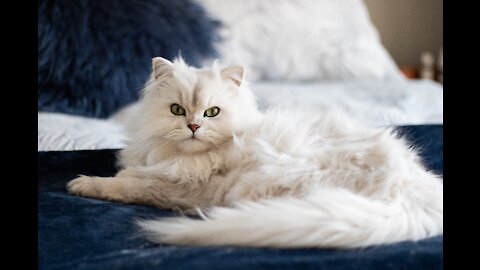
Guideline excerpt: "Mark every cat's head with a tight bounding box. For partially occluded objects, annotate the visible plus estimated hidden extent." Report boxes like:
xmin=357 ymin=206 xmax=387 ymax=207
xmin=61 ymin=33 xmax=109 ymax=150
xmin=136 ymin=56 xmax=262 ymax=154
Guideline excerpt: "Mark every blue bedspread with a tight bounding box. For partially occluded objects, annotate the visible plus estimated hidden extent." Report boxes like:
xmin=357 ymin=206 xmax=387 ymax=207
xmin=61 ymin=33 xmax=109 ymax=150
xmin=38 ymin=125 xmax=443 ymax=270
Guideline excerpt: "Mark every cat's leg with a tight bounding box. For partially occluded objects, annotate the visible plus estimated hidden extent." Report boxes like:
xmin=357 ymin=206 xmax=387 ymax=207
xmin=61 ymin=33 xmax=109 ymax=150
xmin=67 ymin=174 xmax=157 ymax=206
xmin=67 ymin=168 xmax=210 ymax=211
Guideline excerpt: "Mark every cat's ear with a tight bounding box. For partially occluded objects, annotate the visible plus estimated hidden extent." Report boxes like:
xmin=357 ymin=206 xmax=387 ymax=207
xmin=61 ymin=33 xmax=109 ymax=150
xmin=221 ymin=65 xmax=244 ymax=87
xmin=152 ymin=57 xmax=173 ymax=80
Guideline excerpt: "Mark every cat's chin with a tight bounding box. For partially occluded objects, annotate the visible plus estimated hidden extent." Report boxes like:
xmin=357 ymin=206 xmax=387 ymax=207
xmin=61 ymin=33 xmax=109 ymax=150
xmin=177 ymin=137 xmax=213 ymax=154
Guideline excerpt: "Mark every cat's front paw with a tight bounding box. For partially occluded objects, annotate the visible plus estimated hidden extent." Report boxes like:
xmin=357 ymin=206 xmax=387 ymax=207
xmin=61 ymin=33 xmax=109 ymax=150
xmin=67 ymin=175 xmax=99 ymax=198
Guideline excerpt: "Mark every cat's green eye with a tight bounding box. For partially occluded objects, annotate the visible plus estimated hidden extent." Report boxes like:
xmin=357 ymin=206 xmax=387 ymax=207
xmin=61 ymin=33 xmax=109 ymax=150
xmin=171 ymin=104 xmax=186 ymax=116
xmin=204 ymin=106 xmax=220 ymax=117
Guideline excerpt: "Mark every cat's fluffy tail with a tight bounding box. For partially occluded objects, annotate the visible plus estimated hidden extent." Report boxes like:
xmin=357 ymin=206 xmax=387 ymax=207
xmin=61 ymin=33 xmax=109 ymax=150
xmin=138 ymin=188 xmax=442 ymax=248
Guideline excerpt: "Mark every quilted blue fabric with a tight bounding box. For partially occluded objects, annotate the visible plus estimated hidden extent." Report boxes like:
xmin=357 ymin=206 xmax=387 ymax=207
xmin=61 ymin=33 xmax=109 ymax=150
xmin=38 ymin=125 xmax=443 ymax=269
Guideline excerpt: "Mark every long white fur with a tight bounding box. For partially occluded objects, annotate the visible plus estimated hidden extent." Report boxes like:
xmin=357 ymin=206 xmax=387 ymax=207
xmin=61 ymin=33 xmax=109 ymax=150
xmin=140 ymin=187 xmax=442 ymax=248
xmin=136 ymin=107 xmax=443 ymax=248
xmin=68 ymin=56 xmax=443 ymax=248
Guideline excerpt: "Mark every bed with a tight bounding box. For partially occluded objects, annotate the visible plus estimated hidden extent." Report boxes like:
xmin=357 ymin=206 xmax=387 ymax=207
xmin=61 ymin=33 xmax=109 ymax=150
xmin=38 ymin=124 xmax=443 ymax=270
xmin=38 ymin=0 xmax=443 ymax=269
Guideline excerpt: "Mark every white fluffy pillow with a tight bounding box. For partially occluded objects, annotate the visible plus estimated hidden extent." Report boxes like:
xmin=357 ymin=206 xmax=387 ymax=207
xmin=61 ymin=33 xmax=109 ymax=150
xmin=198 ymin=0 xmax=404 ymax=81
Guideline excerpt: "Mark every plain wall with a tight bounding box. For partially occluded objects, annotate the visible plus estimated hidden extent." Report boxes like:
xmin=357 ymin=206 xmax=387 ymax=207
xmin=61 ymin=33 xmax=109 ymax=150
xmin=363 ymin=0 xmax=443 ymax=68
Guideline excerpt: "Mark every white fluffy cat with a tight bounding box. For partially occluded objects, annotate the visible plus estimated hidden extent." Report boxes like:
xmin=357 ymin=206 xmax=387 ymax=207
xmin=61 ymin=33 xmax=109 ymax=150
xmin=67 ymin=57 xmax=443 ymax=248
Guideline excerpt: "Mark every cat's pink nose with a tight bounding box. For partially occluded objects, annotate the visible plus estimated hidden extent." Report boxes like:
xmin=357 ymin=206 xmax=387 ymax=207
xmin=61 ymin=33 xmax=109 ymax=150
xmin=188 ymin=124 xmax=200 ymax=133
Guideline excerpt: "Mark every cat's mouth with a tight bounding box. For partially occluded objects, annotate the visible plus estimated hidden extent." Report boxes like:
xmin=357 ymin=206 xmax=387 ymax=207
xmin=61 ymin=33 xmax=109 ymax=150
xmin=188 ymin=135 xmax=200 ymax=141
xmin=179 ymin=132 xmax=203 ymax=142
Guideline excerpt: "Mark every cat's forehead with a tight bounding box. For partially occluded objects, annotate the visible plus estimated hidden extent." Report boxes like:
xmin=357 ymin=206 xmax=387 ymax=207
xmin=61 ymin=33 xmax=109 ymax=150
xmin=171 ymin=69 xmax=227 ymax=108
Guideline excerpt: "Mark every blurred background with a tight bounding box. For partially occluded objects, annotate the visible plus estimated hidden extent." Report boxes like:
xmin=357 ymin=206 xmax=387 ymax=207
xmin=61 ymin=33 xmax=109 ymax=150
xmin=365 ymin=0 xmax=443 ymax=80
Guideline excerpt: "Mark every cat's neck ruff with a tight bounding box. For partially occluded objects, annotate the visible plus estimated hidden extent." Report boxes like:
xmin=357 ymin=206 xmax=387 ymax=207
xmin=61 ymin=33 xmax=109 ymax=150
xmin=139 ymin=136 xmax=232 ymax=182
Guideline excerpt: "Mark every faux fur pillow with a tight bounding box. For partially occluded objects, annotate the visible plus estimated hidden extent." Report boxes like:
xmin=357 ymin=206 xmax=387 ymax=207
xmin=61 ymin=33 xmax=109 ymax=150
xmin=38 ymin=0 xmax=219 ymax=118
xmin=198 ymin=0 xmax=403 ymax=81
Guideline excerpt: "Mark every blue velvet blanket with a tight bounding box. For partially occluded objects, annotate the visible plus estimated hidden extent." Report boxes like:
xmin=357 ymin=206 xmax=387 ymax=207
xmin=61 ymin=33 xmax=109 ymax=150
xmin=38 ymin=125 xmax=443 ymax=270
